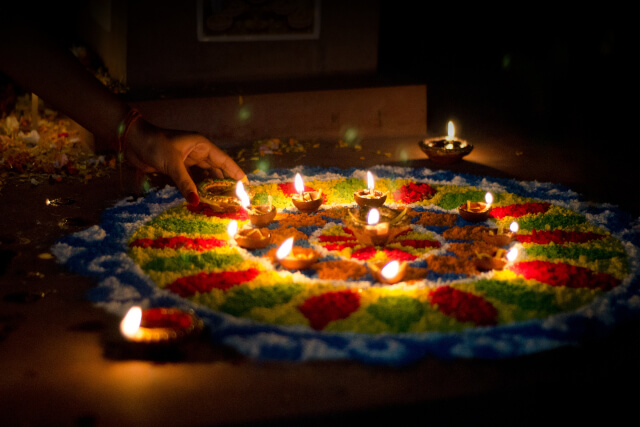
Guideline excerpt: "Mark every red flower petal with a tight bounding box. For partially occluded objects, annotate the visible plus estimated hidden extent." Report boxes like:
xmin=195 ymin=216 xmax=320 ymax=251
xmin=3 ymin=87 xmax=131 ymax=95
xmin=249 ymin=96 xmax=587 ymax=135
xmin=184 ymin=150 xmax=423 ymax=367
xmin=166 ymin=268 xmax=261 ymax=297
xmin=298 ymin=290 xmax=361 ymax=330
xmin=429 ymin=287 xmax=498 ymax=326
xmin=392 ymin=182 xmax=437 ymax=204
xmin=510 ymin=260 xmax=620 ymax=290
xmin=130 ymin=236 xmax=226 ymax=251
xmin=187 ymin=203 xmax=249 ymax=220
xmin=490 ymin=202 xmax=551 ymax=219
xmin=516 ymin=229 xmax=606 ymax=245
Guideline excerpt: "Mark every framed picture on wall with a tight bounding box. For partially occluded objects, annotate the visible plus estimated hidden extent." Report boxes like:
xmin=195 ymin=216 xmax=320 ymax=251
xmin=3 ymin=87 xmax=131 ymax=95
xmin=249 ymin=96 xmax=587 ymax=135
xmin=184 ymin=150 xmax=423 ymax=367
xmin=197 ymin=0 xmax=321 ymax=42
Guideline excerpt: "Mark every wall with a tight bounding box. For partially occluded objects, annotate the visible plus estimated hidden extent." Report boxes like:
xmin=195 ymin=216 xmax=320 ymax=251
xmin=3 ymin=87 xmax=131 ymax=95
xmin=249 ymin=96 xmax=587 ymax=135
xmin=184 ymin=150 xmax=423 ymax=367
xmin=79 ymin=0 xmax=381 ymax=96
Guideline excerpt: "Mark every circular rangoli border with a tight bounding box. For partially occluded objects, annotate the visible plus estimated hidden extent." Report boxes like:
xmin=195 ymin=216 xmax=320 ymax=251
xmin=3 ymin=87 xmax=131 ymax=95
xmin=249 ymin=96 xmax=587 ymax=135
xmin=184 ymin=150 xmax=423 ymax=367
xmin=52 ymin=166 xmax=640 ymax=365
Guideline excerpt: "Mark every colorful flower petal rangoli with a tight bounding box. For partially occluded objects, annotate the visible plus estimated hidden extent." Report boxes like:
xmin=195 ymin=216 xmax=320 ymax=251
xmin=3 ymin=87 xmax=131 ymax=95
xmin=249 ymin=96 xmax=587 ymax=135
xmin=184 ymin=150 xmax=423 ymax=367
xmin=53 ymin=167 xmax=640 ymax=365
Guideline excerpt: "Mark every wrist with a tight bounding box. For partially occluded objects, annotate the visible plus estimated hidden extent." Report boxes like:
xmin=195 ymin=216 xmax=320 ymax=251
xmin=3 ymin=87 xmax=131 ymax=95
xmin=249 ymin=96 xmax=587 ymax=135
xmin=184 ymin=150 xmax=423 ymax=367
xmin=117 ymin=109 xmax=142 ymax=154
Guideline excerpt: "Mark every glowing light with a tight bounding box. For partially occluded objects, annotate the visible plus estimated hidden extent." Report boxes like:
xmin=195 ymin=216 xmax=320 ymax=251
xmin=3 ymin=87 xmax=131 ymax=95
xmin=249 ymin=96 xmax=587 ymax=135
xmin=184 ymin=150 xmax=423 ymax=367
xmin=485 ymin=192 xmax=493 ymax=206
xmin=237 ymin=105 xmax=251 ymax=121
xmin=447 ymin=121 xmax=455 ymax=140
xmin=506 ymin=247 xmax=518 ymax=262
xmin=367 ymin=208 xmax=380 ymax=225
xmin=509 ymin=221 xmax=519 ymax=233
xmin=227 ymin=220 xmax=238 ymax=238
xmin=344 ymin=127 xmax=358 ymax=143
xmin=257 ymin=160 xmax=270 ymax=172
xmin=235 ymin=181 xmax=250 ymax=209
xmin=445 ymin=143 xmax=454 ymax=150
xmin=381 ymin=261 xmax=400 ymax=280
xmin=294 ymin=173 xmax=305 ymax=195
xmin=120 ymin=306 xmax=142 ymax=338
xmin=276 ymin=237 xmax=294 ymax=260
xmin=367 ymin=171 xmax=375 ymax=191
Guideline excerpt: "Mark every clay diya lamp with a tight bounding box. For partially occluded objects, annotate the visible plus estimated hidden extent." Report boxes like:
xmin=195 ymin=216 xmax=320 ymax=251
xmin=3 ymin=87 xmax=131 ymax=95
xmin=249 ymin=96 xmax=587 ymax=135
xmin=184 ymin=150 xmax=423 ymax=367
xmin=354 ymin=171 xmax=388 ymax=207
xmin=368 ymin=260 xmax=408 ymax=284
xmin=275 ymin=237 xmax=319 ymax=270
xmin=291 ymin=173 xmax=323 ymax=213
xmin=227 ymin=220 xmax=272 ymax=249
xmin=474 ymin=247 xmax=518 ymax=272
xmin=248 ymin=204 xmax=277 ymax=227
xmin=482 ymin=221 xmax=519 ymax=246
xmin=346 ymin=206 xmax=410 ymax=247
xmin=459 ymin=192 xmax=493 ymax=222
xmin=234 ymin=180 xmax=278 ymax=227
xmin=235 ymin=227 xmax=272 ymax=250
xmin=418 ymin=121 xmax=473 ymax=164
xmin=120 ymin=306 xmax=203 ymax=345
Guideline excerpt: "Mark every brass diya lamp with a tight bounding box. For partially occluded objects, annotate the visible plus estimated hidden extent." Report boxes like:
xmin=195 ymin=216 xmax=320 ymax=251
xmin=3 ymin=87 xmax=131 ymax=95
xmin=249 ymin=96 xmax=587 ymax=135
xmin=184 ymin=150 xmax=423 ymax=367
xmin=346 ymin=206 xmax=411 ymax=247
xmin=418 ymin=121 xmax=473 ymax=164
xmin=291 ymin=173 xmax=323 ymax=213
xmin=367 ymin=260 xmax=408 ymax=284
xmin=459 ymin=192 xmax=493 ymax=222
xmin=354 ymin=171 xmax=388 ymax=207
xmin=275 ymin=237 xmax=318 ymax=270
xmin=197 ymin=178 xmax=241 ymax=212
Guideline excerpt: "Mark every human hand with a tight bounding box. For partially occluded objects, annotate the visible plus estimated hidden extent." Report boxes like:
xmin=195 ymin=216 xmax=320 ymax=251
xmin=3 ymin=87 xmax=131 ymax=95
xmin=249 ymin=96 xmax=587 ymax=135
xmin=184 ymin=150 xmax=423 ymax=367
xmin=124 ymin=118 xmax=246 ymax=205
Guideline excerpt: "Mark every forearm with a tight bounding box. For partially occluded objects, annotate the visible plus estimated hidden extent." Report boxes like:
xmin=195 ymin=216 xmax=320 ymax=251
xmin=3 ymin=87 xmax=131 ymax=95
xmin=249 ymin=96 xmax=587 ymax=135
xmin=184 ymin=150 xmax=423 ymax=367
xmin=0 ymin=18 xmax=128 ymax=151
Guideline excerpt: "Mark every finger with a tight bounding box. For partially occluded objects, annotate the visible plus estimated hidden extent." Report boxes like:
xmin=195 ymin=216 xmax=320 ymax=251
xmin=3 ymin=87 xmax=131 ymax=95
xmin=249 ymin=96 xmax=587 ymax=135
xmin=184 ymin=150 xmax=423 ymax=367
xmin=205 ymin=145 xmax=246 ymax=181
xmin=166 ymin=158 xmax=199 ymax=205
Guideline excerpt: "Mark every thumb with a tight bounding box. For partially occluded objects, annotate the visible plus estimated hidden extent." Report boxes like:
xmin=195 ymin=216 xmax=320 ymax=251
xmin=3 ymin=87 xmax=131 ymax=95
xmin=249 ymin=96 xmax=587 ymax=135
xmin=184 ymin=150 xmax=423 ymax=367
xmin=168 ymin=159 xmax=199 ymax=206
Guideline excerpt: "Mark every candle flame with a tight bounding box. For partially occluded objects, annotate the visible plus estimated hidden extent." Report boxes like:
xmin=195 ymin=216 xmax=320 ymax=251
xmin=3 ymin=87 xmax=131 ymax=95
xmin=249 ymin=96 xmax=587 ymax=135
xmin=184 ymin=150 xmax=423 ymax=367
xmin=276 ymin=237 xmax=294 ymax=260
xmin=294 ymin=173 xmax=304 ymax=194
xmin=235 ymin=181 xmax=251 ymax=209
xmin=120 ymin=306 xmax=142 ymax=338
xmin=485 ymin=192 xmax=493 ymax=205
xmin=509 ymin=221 xmax=519 ymax=233
xmin=447 ymin=121 xmax=455 ymax=140
xmin=381 ymin=260 xmax=400 ymax=280
xmin=366 ymin=171 xmax=375 ymax=191
xmin=367 ymin=208 xmax=380 ymax=225
xmin=227 ymin=220 xmax=238 ymax=238
xmin=506 ymin=247 xmax=518 ymax=262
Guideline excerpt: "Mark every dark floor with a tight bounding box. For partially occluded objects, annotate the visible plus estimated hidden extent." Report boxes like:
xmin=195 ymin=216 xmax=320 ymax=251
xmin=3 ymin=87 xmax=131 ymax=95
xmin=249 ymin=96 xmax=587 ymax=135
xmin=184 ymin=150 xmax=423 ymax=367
xmin=1 ymin=10 xmax=637 ymax=422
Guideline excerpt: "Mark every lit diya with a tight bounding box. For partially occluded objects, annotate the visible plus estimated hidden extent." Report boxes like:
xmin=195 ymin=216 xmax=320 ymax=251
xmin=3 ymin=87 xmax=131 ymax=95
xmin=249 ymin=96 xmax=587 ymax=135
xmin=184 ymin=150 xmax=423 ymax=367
xmin=227 ymin=220 xmax=271 ymax=250
xmin=236 ymin=181 xmax=277 ymax=227
xmin=482 ymin=221 xmax=519 ymax=246
xmin=354 ymin=171 xmax=387 ymax=207
xmin=368 ymin=260 xmax=408 ymax=284
xmin=475 ymin=247 xmax=518 ymax=272
xmin=197 ymin=179 xmax=241 ymax=212
xmin=346 ymin=206 xmax=410 ymax=247
xmin=418 ymin=121 xmax=473 ymax=164
xmin=275 ymin=237 xmax=318 ymax=270
xmin=459 ymin=192 xmax=493 ymax=222
xmin=291 ymin=173 xmax=323 ymax=213
xmin=120 ymin=306 xmax=203 ymax=344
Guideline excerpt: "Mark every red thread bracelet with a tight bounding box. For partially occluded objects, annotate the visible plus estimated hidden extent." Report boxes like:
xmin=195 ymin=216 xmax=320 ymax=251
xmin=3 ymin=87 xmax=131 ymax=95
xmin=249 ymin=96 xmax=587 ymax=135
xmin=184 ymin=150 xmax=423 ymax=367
xmin=117 ymin=108 xmax=142 ymax=155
